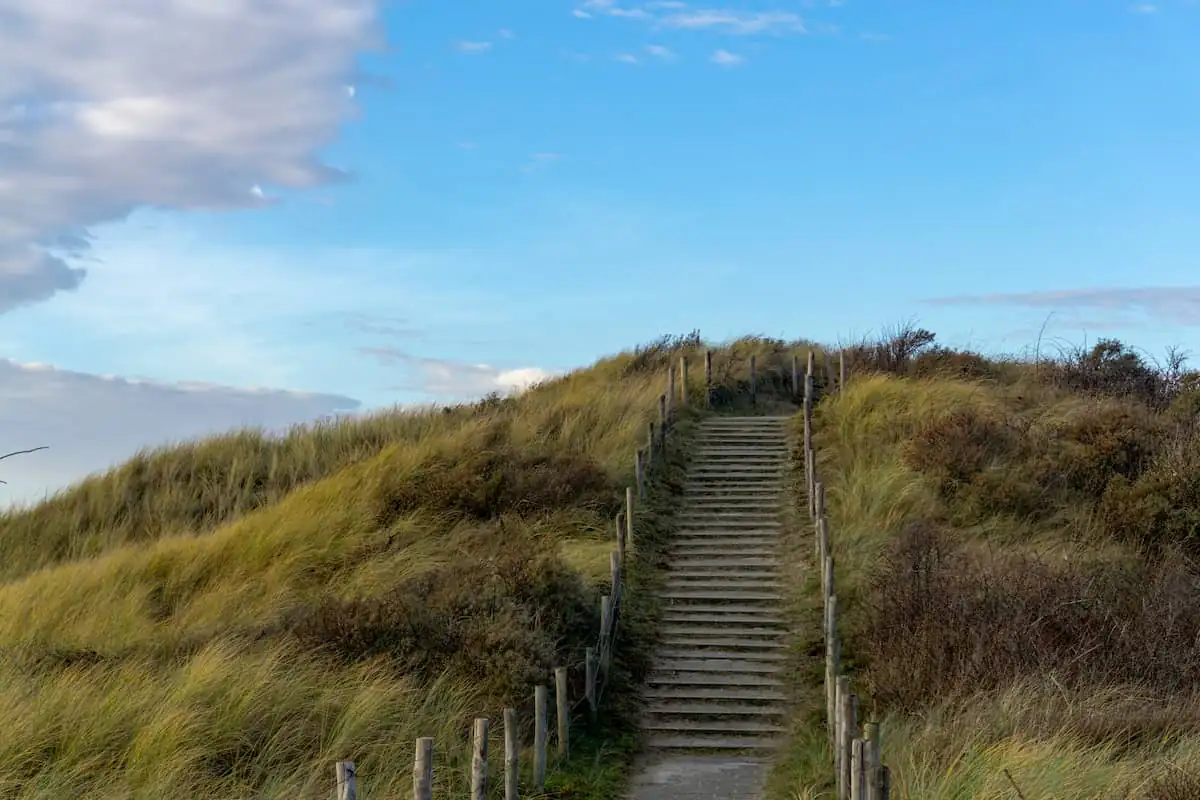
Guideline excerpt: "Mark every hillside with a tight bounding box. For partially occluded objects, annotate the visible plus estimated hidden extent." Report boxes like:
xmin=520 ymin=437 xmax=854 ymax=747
xmin=772 ymin=330 xmax=1200 ymax=799
xmin=0 ymin=333 xmax=812 ymax=798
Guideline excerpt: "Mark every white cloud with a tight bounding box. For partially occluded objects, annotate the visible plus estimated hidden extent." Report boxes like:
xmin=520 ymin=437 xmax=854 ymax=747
xmin=0 ymin=0 xmax=381 ymax=314
xmin=711 ymin=48 xmax=745 ymax=66
xmin=0 ymin=359 xmax=359 ymax=507
xmin=456 ymin=40 xmax=493 ymax=53
xmin=616 ymin=53 xmax=640 ymax=63
xmin=357 ymin=347 xmax=556 ymax=398
xmin=645 ymin=44 xmax=676 ymax=59
xmin=1130 ymin=2 xmax=1158 ymax=11
xmin=665 ymin=9 xmax=805 ymax=33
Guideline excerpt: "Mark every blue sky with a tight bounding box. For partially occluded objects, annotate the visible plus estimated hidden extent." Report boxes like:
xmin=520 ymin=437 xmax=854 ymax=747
xmin=2 ymin=0 xmax=1200 ymax=501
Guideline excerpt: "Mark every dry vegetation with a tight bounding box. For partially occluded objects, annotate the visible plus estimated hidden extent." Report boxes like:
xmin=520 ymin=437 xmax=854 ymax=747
xmin=781 ymin=325 xmax=1200 ymax=799
xmin=0 ymin=332 xmax=817 ymax=799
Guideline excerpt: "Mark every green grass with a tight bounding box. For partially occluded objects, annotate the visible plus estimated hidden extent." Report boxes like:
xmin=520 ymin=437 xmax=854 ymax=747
xmin=771 ymin=329 xmax=1200 ymax=800
xmin=0 ymin=332 xmax=822 ymax=799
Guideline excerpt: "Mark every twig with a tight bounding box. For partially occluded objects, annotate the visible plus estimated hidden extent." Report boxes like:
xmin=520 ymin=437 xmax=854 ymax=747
xmin=1003 ymin=768 xmax=1029 ymax=800
xmin=0 ymin=446 xmax=49 ymax=484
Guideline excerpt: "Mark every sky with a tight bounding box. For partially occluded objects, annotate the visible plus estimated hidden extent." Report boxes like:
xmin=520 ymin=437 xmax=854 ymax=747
xmin=2 ymin=0 xmax=1199 ymax=505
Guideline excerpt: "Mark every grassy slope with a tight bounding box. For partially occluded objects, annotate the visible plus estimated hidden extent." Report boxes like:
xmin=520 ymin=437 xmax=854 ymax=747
xmin=0 ymin=334 xmax=818 ymax=799
xmin=772 ymin=339 xmax=1200 ymax=799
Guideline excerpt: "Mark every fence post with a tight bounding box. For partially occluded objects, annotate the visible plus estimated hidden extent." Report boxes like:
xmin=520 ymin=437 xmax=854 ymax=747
xmin=600 ymin=595 xmax=612 ymax=671
xmin=585 ymin=647 xmax=597 ymax=725
xmin=646 ymin=422 xmax=655 ymax=468
xmin=503 ymin=708 xmax=519 ymax=800
xmin=680 ymin=356 xmax=689 ymax=407
xmin=413 ymin=738 xmax=433 ymax=800
xmin=792 ymin=354 xmax=799 ymax=400
xmin=611 ymin=551 xmax=622 ymax=605
xmin=555 ymin=666 xmax=569 ymax=761
xmin=851 ymin=738 xmax=865 ymax=800
xmin=615 ymin=511 xmax=626 ymax=564
xmin=875 ymin=765 xmax=891 ymax=800
xmin=336 ymin=761 xmax=357 ymax=800
xmin=658 ymin=395 xmax=668 ymax=450
xmin=825 ymin=595 xmax=838 ymax=741
xmin=625 ymin=487 xmax=635 ymax=554
xmin=839 ymin=351 xmax=847 ymax=394
xmin=472 ymin=717 xmax=489 ymax=800
xmin=704 ymin=349 xmax=713 ymax=407
xmin=749 ymin=354 xmax=757 ymax=405
xmin=814 ymin=482 xmax=825 ymax=556
xmin=666 ymin=367 xmax=675 ymax=419
xmin=804 ymin=352 xmax=815 ymax=517
xmin=635 ymin=449 xmax=646 ymax=501
xmin=533 ymin=685 xmax=548 ymax=790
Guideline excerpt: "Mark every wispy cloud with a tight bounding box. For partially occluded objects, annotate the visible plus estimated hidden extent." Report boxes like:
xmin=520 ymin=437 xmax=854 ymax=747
xmin=925 ymin=287 xmax=1200 ymax=326
xmin=1130 ymin=2 xmax=1159 ymax=12
xmin=645 ymin=44 xmax=676 ymax=59
xmin=456 ymin=40 xmax=492 ymax=53
xmin=0 ymin=0 xmax=381 ymax=315
xmin=711 ymin=48 xmax=745 ymax=66
xmin=498 ymin=28 xmax=515 ymax=38
xmin=357 ymin=347 xmax=555 ymax=398
xmin=573 ymin=1 xmax=807 ymax=35
xmin=0 ymin=359 xmax=359 ymax=507
xmin=616 ymin=53 xmax=640 ymax=63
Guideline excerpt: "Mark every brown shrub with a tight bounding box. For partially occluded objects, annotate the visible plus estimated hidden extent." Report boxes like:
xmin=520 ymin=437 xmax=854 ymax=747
xmin=912 ymin=347 xmax=999 ymax=381
xmin=284 ymin=523 xmax=591 ymax=705
xmin=862 ymin=523 xmax=1200 ymax=710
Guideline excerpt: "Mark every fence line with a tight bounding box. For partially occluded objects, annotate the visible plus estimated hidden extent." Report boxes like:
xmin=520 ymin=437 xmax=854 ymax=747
xmin=325 ymin=345 xmax=855 ymax=798
xmin=803 ymin=351 xmax=893 ymax=800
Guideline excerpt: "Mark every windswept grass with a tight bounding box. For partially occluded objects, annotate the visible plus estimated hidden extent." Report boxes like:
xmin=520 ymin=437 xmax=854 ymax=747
xmin=0 ymin=333 xmax=821 ymax=799
xmin=774 ymin=326 xmax=1200 ymax=799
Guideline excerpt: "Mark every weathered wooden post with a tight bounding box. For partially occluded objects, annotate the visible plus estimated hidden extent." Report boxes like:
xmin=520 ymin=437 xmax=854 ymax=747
xmin=680 ymin=356 xmax=689 ymax=407
xmin=850 ymin=738 xmax=865 ymax=800
xmin=791 ymin=354 xmax=799 ymax=400
xmin=533 ymin=685 xmax=549 ymax=790
xmin=336 ymin=761 xmax=357 ymax=800
xmin=704 ymin=349 xmax=713 ymax=407
xmin=666 ymin=366 xmax=675 ymax=419
xmin=839 ymin=351 xmax=847 ymax=395
xmin=658 ymin=394 xmax=668 ymax=450
xmin=471 ymin=717 xmax=489 ymax=800
xmin=749 ymin=354 xmax=757 ymax=405
xmin=635 ymin=448 xmax=645 ymax=501
xmin=625 ymin=487 xmax=635 ymax=554
xmin=600 ymin=595 xmax=612 ymax=671
xmin=646 ymin=421 xmax=655 ymax=467
xmin=413 ymin=738 xmax=433 ymax=800
xmin=555 ymin=666 xmax=569 ymax=760
xmin=585 ymin=647 xmax=597 ymax=725
xmin=503 ymin=708 xmax=519 ymax=800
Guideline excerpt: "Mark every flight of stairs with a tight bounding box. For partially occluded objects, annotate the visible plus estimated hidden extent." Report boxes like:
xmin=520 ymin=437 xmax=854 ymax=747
xmin=640 ymin=415 xmax=791 ymax=752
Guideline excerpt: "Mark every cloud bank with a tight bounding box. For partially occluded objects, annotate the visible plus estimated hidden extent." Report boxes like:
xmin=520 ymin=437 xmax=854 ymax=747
xmin=0 ymin=0 xmax=380 ymax=313
xmin=0 ymin=359 xmax=360 ymax=507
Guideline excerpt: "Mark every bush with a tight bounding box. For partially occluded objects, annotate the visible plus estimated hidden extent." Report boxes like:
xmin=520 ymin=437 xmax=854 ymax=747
xmin=285 ymin=523 xmax=591 ymax=705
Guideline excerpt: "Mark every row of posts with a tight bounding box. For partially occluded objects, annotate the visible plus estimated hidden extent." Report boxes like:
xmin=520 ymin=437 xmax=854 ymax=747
xmin=803 ymin=351 xmax=890 ymax=800
xmin=331 ymin=355 xmax=682 ymax=799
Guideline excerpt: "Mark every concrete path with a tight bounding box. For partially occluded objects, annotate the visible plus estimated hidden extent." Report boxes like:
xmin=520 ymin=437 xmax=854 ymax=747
xmin=625 ymin=416 xmax=792 ymax=800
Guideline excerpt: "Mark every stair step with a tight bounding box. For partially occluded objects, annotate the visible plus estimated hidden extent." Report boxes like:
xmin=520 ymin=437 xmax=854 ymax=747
xmin=659 ymin=636 xmax=787 ymax=650
xmin=643 ymin=702 xmax=785 ymax=716
xmin=657 ymin=648 xmax=787 ymax=662
xmin=670 ymin=558 xmax=779 ymax=569
xmin=647 ymin=672 xmax=784 ymax=687
xmin=655 ymin=658 xmax=783 ymax=675
xmin=661 ymin=590 xmax=782 ymax=603
xmin=643 ymin=734 xmax=782 ymax=751
xmin=642 ymin=719 xmax=785 ymax=734
xmin=665 ymin=573 xmax=780 ymax=583
xmin=643 ymin=686 xmax=787 ymax=702
xmin=659 ymin=622 xmax=785 ymax=633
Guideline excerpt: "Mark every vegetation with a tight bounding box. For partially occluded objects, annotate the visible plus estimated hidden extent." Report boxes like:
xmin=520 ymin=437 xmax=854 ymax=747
xmin=774 ymin=324 xmax=1200 ymax=800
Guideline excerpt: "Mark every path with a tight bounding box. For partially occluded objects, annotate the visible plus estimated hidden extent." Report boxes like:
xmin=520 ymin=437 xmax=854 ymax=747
xmin=626 ymin=415 xmax=792 ymax=800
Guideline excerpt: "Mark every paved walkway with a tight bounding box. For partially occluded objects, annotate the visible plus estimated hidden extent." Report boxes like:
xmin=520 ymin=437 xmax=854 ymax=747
xmin=626 ymin=416 xmax=791 ymax=800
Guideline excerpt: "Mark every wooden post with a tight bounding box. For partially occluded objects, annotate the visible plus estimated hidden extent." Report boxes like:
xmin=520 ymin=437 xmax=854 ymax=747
xmin=635 ymin=448 xmax=646 ymax=501
xmin=861 ymin=739 xmax=878 ymax=800
xmin=814 ymin=482 xmax=825 ymax=555
xmin=666 ymin=367 xmax=675 ymax=420
xmin=336 ymin=761 xmax=357 ymax=800
xmin=791 ymin=354 xmax=799 ymax=400
xmin=615 ymin=511 xmax=626 ymax=564
xmin=680 ymin=356 xmax=689 ymax=407
xmin=836 ymin=676 xmax=851 ymax=799
xmin=830 ymin=633 xmax=840 ymax=753
xmin=704 ymin=349 xmax=713 ymax=407
xmin=873 ymin=766 xmax=891 ymax=800
xmin=625 ymin=487 xmax=635 ymax=554
xmin=413 ymin=738 xmax=433 ymax=800
xmin=646 ymin=421 xmax=655 ymax=467
xmin=471 ymin=717 xmax=489 ymax=800
xmin=749 ymin=354 xmax=757 ymax=405
xmin=585 ymin=647 xmax=597 ymax=725
xmin=533 ymin=685 xmax=548 ymax=790
xmin=611 ymin=551 xmax=622 ymax=604
xmin=658 ymin=394 xmax=668 ymax=442
xmin=824 ymin=555 xmax=835 ymax=606
xmin=503 ymin=708 xmax=519 ymax=800
xmin=851 ymin=738 xmax=864 ymax=800
xmin=600 ymin=595 xmax=612 ymax=671
xmin=839 ymin=351 xmax=847 ymax=395
xmin=555 ymin=666 xmax=570 ymax=761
